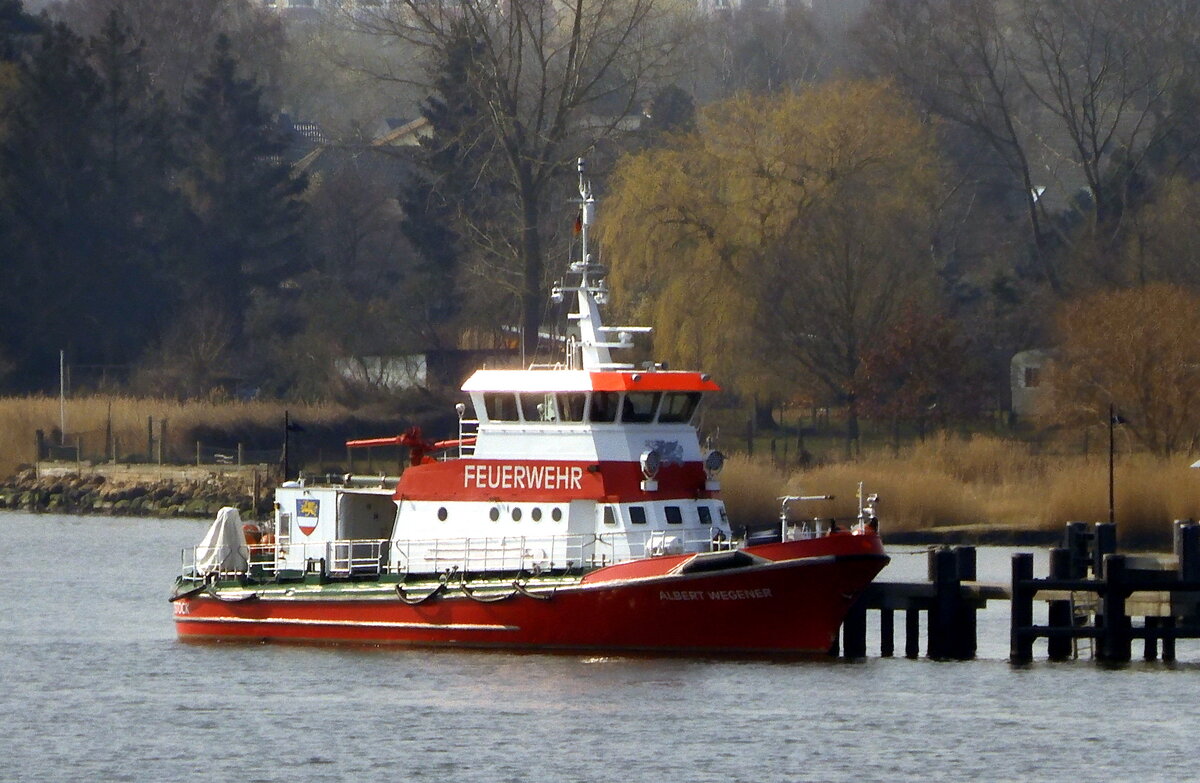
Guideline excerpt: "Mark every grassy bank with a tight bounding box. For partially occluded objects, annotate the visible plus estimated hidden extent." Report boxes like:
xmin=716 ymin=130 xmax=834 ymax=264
xmin=719 ymin=434 xmax=1200 ymax=549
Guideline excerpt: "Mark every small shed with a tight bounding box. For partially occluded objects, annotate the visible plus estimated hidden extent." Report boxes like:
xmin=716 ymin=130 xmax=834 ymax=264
xmin=1011 ymin=349 xmax=1055 ymax=418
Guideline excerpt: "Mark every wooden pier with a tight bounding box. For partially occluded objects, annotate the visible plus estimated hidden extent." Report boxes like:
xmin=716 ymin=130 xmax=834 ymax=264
xmin=835 ymin=545 xmax=1007 ymax=660
xmin=838 ymin=521 xmax=1200 ymax=663
xmin=1010 ymin=521 xmax=1200 ymax=663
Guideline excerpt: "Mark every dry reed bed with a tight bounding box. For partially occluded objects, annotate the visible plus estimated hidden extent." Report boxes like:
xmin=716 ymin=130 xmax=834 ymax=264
xmin=6 ymin=399 xmax=1198 ymax=546
xmin=0 ymin=396 xmax=349 ymax=476
xmin=721 ymin=434 xmax=1200 ymax=546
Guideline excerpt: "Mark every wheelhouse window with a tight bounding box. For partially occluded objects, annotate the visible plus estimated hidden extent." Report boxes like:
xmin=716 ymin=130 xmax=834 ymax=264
xmin=484 ymin=393 xmax=519 ymax=421
xmin=659 ymin=392 xmax=702 ymax=424
xmin=697 ymin=505 xmax=712 ymax=525
xmin=557 ymin=393 xmax=586 ymax=422
xmin=665 ymin=505 xmax=683 ymax=524
xmin=602 ymin=505 xmax=617 ymax=525
xmin=621 ymin=392 xmax=662 ymax=423
xmin=589 ymin=391 xmax=619 ymax=423
xmin=628 ymin=506 xmax=647 ymax=525
xmin=520 ymin=393 xmax=553 ymax=422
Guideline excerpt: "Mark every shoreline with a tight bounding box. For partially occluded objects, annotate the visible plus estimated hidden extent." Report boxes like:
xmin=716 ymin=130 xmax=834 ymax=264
xmin=0 ymin=467 xmax=273 ymax=519
xmin=0 ymin=465 xmax=1176 ymax=551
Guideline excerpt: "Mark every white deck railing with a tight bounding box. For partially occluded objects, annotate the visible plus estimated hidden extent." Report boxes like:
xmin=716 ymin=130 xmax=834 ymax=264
xmin=179 ymin=530 xmax=736 ymax=582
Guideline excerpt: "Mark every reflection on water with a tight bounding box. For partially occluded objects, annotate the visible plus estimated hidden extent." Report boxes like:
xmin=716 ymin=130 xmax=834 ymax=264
xmin=1 ymin=514 xmax=1198 ymax=783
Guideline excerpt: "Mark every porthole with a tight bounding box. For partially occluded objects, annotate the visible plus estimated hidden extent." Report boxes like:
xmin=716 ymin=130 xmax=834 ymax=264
xmin=512 ymin=507 xmax=523 ymax=522
xmin=489 ymin=507 xmax=500 ymax=521
xmin=551 ymin=507 xmax=563 ymax=522
xmin=531 ymin=508 xmax=542 ymax=522
xmin=437 ymin=507 xmax=448 ymax=522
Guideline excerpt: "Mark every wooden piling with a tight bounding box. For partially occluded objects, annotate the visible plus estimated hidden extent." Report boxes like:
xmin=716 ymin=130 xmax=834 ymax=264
xmin=928 ymin=548 xmax=961 ymax=660
xmin=1047 ymin=547 xmax=1074 ymax=661
xmin=954 ymin=546 xmax=977 ymax=659
xmin=1011 ymin=552 xmax=1034 ymax=664
xmin=1094 ymin=523 xmax=1117 ymax=578
xmin=1144 ymin=617 xmax=1159 ymax=661
xmin=905 ymin=608 xmax=920 ymax=659
xmin=1178 ymin=523 xmax=1200 ymax=581
xmin=955 ymin=546 xmax=977 ymax=581
xmin=842 ymin=597 xmax=867 ymax=659
xmin=1099 ymin=553 xmax=1131 ymax=662
xmin=1162 ymin=617 xmax=1177 ymax=662
xmin=880 ymin=609 xmax=894 ymax=658
xmin=1064 ymin=521 xmax=1091 ymax=577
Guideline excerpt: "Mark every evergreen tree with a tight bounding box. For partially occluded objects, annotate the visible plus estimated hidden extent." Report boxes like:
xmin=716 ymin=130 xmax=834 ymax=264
xmin=85 ymin=10 xmax=181 ymax=365
xmin=0 ymin=13 xmax=183 ymax=389
xmin=176 ymin=34 xmax=306 ymax=339
xmin=0 ymin=22 xmax=105 ymax=388
xmin=399 ymin=20 xmax=504 ymax=340
xmin=0 ymin=0 xmax=40 ymax=63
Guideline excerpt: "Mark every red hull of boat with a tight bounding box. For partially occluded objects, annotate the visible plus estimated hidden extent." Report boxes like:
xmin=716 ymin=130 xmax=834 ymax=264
xmin=173 ymin=534 xmax=887 ymax=654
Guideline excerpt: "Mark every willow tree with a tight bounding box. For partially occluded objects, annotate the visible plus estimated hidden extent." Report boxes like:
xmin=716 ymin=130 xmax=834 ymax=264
xmin=349 ymin=0 xmax=693 ymax=355
xmin=602 ymin=81 xmax=942 ymax=453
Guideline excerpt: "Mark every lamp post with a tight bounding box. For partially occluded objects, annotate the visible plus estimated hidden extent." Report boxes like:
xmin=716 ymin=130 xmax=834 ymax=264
xmin=1108 ymin=403 xmax=1115 ymax=526
xmin=283 ymin=410 xmax=291 ymax=482
xmin=1108 ymin=404 xmax=1126 ymax=526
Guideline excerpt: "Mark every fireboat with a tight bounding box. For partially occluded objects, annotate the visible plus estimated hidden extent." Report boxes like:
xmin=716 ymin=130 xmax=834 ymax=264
xmin=170 ymin=161 xmax=889 ymax=654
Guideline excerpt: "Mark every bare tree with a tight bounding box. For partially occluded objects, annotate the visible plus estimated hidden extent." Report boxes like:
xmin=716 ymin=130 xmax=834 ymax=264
xmin=860 ymin=0 xmax=1061 ymax=292
xmin=692 ymin=4 xmax=825 ymax=101
xmin=861 ymin=0 xmax=1200 ymax=291
xmin=1012 ymin=0 xmax=1198 ymax=285
xmin=344 ymin=0 xmax=694 ymax=355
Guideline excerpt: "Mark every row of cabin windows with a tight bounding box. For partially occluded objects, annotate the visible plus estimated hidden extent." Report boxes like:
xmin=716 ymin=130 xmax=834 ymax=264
xmin=437 ymin=506 xmax=565 ymax=523
xmin=602 ymin=504 xmax=718 ymax=526
xmin=483 ymin=391 xmax=701 ymax=425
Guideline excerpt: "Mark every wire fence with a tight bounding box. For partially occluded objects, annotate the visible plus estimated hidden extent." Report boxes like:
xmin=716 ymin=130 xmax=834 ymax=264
xmin=35 ymin=426 xmax=280 ymax=468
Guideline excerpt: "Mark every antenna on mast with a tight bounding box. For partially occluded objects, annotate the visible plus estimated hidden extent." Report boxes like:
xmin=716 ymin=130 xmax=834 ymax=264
xmin=548 ymin=157 xmax=650 ymax=371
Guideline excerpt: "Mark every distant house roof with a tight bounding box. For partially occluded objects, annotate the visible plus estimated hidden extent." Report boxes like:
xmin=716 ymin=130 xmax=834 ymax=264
xmin=372 ymin=116 xmax=432 ymax=147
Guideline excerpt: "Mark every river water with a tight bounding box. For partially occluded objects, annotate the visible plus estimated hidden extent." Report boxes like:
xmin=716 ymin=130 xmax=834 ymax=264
xmin=3 ymin=512 xmax=1200 ymax=782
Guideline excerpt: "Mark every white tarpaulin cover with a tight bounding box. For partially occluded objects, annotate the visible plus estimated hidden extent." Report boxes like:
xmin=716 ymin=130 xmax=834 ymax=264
xmin=195 ymin=506 xmax=249 ymax=575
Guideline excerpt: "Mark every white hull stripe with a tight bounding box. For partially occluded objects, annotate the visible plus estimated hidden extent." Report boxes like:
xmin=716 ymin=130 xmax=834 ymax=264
xmin=176 ymin=615 xmax=518 ymax=632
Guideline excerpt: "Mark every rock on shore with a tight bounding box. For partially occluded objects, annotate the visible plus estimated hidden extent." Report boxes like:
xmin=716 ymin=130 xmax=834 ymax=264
xmin=0 ymin=469 xmax=274 ymax=519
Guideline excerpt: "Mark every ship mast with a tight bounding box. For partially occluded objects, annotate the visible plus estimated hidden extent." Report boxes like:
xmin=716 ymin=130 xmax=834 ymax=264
xmin=554 ymin=158 xmax=649 ymax=371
